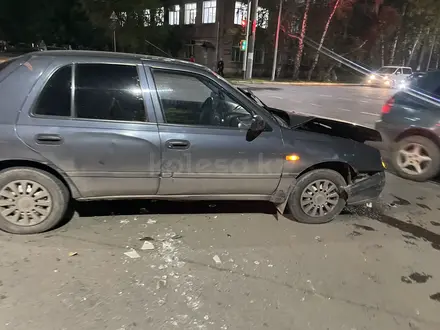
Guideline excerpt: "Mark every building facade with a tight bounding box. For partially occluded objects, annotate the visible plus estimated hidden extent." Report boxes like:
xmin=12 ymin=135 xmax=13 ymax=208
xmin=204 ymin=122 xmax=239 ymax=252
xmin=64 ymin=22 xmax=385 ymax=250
xmin=147 ymin=0 xmax=271 ymax=76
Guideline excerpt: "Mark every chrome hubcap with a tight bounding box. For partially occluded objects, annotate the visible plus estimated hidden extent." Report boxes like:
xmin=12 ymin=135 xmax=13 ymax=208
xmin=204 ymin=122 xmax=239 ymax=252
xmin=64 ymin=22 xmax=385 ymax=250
xmin=0 ymin=180 xmax=52 ymax=226
xmin=300 ymin=180 xmax=339 ymax=217
xmin=396 ymin=143 xmax=432 ymax=176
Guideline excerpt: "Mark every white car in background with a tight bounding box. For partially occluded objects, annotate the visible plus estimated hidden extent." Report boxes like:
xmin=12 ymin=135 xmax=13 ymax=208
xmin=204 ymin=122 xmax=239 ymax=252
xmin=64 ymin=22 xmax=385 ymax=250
xmin=366 ymin=66 xmax=413 ymax=88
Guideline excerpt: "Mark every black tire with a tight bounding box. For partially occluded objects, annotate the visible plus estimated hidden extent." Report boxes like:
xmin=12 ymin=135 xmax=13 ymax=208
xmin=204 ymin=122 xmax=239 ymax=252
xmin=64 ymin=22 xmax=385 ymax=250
xmin=287 ymin=169 xmax=347 ymax=224
xmin=0 ymin=167 xmax=70 ymax=234
xmin=391 ymin=135 xmax=440 ymax=182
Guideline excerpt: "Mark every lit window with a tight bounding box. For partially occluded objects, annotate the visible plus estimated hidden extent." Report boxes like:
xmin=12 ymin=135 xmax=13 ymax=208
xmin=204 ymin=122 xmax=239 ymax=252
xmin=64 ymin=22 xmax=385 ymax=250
xmin=257 ymin=7 xmax=269 ymax=29
xmin=184 ymin=3 xmax=197 ymax=24
xmin=144 ymin=9 xmax=151 ymax=27
xmin=234 ymin=2 xmax=248 ymax=25
xmin=155 ymin=7 xmax=165 ymax=26
xmin=202 ymin=1 xmax=216 ymax=24
xmin=169 ymin=5 xmax=180 ymax=25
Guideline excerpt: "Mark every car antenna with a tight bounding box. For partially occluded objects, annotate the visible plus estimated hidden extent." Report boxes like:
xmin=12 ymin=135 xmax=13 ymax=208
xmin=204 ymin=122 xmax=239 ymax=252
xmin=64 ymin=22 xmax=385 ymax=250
xmin=144 ymin=39 xmax=173 ymax=58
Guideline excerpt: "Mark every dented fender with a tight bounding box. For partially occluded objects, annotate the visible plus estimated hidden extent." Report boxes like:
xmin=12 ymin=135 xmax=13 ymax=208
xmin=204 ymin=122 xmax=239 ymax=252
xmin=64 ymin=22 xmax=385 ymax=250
xmin=341 ymin=171 xmax=386 ymax=205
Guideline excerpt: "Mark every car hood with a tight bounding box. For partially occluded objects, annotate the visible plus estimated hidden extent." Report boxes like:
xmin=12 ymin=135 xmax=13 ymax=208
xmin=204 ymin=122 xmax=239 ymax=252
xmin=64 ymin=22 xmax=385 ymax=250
xmin=267 ymin=107 xmax=382 ymax=143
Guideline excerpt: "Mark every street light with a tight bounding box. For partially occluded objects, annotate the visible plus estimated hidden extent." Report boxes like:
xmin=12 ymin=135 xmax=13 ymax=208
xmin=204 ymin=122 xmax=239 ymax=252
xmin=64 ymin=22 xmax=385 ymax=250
xmin=109 ymin=11 xmax=118 ymax=52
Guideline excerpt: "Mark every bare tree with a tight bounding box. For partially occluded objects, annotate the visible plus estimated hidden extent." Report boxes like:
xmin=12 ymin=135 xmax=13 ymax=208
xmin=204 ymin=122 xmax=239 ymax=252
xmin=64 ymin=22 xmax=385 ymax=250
xmin=307 ymin=0 xmax=342 ymax=81
xmin=293 ymin=0 xmax=311 ymax=80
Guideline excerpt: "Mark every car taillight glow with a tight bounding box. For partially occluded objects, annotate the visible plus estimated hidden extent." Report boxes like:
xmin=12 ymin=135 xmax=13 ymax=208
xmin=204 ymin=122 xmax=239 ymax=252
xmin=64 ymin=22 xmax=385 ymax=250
xmin=382 ymin=97 xmax=394 ymax=114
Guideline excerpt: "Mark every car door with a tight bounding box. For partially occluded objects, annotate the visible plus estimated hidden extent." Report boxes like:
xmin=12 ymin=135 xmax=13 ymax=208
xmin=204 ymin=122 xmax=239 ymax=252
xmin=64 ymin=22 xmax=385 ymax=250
xmin=16 ymin=60 xmax=161 ymax=198
xmin=146 ymin=66 xmax=285 ymax=196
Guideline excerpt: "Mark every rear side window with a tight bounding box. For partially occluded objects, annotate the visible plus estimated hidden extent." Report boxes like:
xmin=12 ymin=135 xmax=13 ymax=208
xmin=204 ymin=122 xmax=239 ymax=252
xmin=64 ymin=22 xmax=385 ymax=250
xmin=410 ymin=72 xmax=440 ymax=94
xmin=74 ymin=64 xmax=146 ymax=122
xmin=33 ymin=65 xmax=72 ymax=117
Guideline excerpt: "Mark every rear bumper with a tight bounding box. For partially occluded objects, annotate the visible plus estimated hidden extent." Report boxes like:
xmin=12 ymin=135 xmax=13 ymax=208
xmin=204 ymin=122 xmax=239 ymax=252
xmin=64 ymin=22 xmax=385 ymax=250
xmin=344 ymin=171 xmax=386 ymax=205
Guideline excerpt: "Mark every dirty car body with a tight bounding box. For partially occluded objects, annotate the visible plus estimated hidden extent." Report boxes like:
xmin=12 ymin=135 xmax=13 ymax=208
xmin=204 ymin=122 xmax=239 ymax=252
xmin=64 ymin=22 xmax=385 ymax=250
xmin=0 ymin=51 xmax=385 ymax=234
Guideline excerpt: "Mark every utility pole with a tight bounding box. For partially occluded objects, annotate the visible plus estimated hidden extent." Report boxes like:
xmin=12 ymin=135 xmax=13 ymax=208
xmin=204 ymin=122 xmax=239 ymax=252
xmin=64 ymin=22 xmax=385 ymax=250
xmin=245 ymin=0 xmax=258 ymax=79
xmin=242 ymin=1 xmax=252 ymax=79
xmin=271 ymin=0 xmax=283 ymax=81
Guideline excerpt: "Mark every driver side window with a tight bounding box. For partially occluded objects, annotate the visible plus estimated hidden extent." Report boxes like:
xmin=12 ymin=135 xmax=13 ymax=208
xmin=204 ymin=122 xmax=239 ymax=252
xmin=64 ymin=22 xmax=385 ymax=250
xmin=152 ymin=69 xmax=252 ymax=128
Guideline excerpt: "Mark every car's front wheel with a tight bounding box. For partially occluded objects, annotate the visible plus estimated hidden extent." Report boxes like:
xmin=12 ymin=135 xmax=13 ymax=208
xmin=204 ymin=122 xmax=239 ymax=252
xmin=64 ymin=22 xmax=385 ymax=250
xmin=391 ymin=135 xmax=440 ymax=182
xmin=0 ymin=167 xmax=70 ymax=234
xmin=287 ymin=169 xmax=347 ymax=224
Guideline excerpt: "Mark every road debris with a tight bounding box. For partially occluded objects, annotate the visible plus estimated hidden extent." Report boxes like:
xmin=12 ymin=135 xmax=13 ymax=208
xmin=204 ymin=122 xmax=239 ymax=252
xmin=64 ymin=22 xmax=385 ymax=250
xmin=213 ymin=255 xmax=222 ymax=265
xmin=147 ymin=219 xmax=157 ymax=224
xmin=120 ymin=219 xmax=130 ymax=225
xmin=171 ymin=234 xmax=183 ymax=240
xmin=139 ymin=236 xmax=155 ymax=242
xmin=124 ymin=249 xmax=141 ymax=259
xmin=141 ymin=241 xmax=155 ymax=250
xmin=315 ymin=236 xmax=322 ymax=242
xmin=68 ymin=252 xmax=78 ymax=257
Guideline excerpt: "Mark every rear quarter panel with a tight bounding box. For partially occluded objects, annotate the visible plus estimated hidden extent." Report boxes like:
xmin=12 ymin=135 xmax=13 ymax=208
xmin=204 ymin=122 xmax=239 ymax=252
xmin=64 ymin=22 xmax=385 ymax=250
xmin=0 ymin=55 xmax=54 ymax=161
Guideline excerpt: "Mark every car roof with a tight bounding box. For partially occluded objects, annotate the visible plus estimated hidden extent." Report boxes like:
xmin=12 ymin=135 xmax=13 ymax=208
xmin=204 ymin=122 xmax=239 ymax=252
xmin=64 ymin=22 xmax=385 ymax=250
xmin=27 ymin=50 xmax=208 ymax=70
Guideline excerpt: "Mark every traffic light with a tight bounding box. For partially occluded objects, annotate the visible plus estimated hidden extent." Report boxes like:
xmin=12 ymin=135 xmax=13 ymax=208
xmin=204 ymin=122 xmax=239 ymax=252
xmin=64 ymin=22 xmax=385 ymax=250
xmin=241 ymin=19 xmax=247 ymax=29
xmin=239 ymin=40 xmax=247 ymax=51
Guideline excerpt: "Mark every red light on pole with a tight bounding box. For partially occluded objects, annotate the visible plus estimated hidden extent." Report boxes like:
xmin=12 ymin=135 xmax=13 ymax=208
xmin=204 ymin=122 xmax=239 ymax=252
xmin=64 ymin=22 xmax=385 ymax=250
xmin=241 ymin=19 xmax=247 ymax=29
xmin=252 ymin=20 xmax=257 ymax=34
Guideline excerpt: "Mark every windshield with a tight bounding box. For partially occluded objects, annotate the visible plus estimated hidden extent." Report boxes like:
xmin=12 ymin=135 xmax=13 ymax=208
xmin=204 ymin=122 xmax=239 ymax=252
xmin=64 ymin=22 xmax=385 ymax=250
xmin=376 ymin=67 xmax=397 ymax=74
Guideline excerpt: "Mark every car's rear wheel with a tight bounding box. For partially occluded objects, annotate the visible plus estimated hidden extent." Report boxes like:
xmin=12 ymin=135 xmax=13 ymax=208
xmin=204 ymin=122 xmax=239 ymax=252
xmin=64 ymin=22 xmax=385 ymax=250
xmin=0 ymin=167 xmax=69 ymax=234
xmin=287 ymin=169 xmax=347 ymax=224
xmin=391 ymin=135 xmax=440 ymax=182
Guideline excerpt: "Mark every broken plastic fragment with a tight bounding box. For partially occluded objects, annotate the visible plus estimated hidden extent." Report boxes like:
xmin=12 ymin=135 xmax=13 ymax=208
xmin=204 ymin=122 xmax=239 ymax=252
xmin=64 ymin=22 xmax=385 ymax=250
xmin=124 ymin=249 xmax=141 ymax=259
xmin=366 ymin=202 xmax=373 ymax=208
xmin=147 ymin=219 xmax=157 ymax=224
xmin=141 ymin=241 xmax=155 ymax=250
xmin=213 ymin=255 xmax=222 ymax=265
xmin=68 ymin=252 xmax=78 ymax=257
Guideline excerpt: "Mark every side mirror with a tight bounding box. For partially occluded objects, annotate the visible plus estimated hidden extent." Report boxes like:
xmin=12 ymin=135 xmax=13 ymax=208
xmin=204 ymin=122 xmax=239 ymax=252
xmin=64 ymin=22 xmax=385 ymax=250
xmin=250 ymin=115 xmax=265 ymax=133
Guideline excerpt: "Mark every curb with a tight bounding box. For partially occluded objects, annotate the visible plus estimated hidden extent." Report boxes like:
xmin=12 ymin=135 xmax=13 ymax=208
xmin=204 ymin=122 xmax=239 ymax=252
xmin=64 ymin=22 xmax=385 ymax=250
xmin=229 ymin=80 xmax=362 ymax=86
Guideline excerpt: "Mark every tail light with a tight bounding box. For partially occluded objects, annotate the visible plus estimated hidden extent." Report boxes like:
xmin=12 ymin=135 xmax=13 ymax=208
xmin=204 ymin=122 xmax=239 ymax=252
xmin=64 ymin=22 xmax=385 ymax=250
xmin=382 ymin=97 xmax=394 ymax=114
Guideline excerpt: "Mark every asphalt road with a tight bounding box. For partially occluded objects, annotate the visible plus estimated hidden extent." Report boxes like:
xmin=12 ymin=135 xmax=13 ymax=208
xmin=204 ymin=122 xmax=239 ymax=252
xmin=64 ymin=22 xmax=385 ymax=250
xmin=1 ymin=85 xmax=440 ymax=330
xmin=247 ymin=84 xmax=394 ymax=128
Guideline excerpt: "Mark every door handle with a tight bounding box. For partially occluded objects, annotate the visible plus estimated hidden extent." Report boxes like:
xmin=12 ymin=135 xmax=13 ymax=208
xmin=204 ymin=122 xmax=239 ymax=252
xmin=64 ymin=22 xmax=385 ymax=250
xmin=35 ymin=134 xmax=63 ymax=145
xmin=165 ymin=139 xmax=190 ymax=150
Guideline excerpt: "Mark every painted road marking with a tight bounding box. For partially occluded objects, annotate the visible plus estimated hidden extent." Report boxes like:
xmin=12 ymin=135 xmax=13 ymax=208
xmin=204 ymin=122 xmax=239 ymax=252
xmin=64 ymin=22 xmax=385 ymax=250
xmin=337 ymin=97 xmax=352 ymax=101
xmin=269 ymin=96 xmax=283 ymax=99
xmin=361 ymin=112 xmax=380 ymax=117
xmin=360 ymin=100 xmax=369 ymax=103
xmin=320 ymin=94 xmax=333 ymax=97
xmin=338 ymin=108 xmax=351 ymax=112
xmin=311 ymin=103 xmax=322 ymax=107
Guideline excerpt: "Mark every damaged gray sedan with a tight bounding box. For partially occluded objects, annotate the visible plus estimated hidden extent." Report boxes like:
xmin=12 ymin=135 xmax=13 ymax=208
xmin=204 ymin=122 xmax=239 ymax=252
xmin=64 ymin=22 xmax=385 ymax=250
xmin=0 ymin=51 xmax=385 ymax=234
